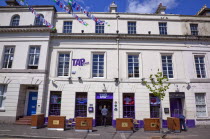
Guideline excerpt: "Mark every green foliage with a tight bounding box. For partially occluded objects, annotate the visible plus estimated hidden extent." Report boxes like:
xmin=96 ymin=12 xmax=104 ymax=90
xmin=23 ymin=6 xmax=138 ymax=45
xmin=143 ymin=71 xmax=171 ymax=100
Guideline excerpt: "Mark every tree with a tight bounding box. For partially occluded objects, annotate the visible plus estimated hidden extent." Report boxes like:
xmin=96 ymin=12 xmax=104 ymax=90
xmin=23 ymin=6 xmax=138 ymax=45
xmin=143 ymin=70 xmax=171 ymax=132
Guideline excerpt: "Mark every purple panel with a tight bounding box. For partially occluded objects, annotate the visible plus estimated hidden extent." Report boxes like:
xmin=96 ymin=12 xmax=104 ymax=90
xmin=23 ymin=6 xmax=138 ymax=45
xmin=96 ymin=93 xmax=113 ymax=99
xmin=140 ymin=120 xmax=144 ymax=128
xmin=93 ymin=119 xmax=96 ymax=127
xmin=112 ymin=120 xmax=116 ymax=127
xmin=44 ymin=117 xmax=48 ymax=125
xmin=186 ymin=119 xmax=195 ymax=128
xmin=170 ymin=98 xmax=183 ymax=118
xmin=162 ymin=120 xmax=168 ymax=128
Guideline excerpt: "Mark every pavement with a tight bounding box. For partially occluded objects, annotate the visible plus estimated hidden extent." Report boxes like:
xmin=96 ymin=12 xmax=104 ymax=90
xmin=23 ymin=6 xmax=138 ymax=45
xmin=0 ymin=124 xmax=210 ymax=139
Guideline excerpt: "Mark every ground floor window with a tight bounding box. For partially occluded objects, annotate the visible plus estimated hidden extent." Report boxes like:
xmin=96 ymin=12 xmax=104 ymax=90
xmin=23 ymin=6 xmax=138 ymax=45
xmin=195 ymin=93 xmax=207 ymax=117
xmin=49 ymin=91 xmax=62 ymax=116
xmin=0 ymin=85 xmax=6 ymax=108
xmin=75 ymin=92 xmax=87 ymax=117
xmin=150 ymin=94 xmax=160 ymax=118
xmin=123 ymin=93 xmax=135 ymax=118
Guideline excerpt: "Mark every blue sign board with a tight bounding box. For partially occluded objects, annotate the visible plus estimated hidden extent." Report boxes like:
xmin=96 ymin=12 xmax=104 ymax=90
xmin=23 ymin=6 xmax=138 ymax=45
xmin=96 ymin=93 xmax=113 ymax=99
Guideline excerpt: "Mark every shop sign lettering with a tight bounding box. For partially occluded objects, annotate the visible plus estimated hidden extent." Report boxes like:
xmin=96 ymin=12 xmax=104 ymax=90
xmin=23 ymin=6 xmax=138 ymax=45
xmin=96 ymin=93 xmax=113 ymax=99
xmin=72 ymin=58 xmax=89 ymax=66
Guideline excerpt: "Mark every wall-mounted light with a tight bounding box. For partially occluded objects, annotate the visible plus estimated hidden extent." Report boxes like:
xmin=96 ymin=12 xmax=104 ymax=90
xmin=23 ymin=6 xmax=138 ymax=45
xmin=148 ymin=31 xmax=151 ymax=35
xmin=141 ymin=78 xmax=145 ymax=82
xmin=78 ymin=77 xmax=82 ymax=80
xmin=116 ymin=30 xmax=119 ymax=34
xmin=68 ymin=77 xmax=72 ymax=80
xmin=114 ymin=78 xmax=119 ymax=83
xmin=81 ymin=30 xmax=84 ymax=33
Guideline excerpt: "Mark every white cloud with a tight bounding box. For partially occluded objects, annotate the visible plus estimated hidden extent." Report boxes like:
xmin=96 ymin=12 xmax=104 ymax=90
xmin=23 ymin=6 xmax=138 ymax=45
xmin=126 ymin=0 xmax=178 ymax=14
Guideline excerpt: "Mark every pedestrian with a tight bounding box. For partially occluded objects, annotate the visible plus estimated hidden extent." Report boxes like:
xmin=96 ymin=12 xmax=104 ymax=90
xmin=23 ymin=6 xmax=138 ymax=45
xmin=179 ymin=114 xmax=187 ymax=131
xmin=101 ymin=105 xmax=108 ymax=127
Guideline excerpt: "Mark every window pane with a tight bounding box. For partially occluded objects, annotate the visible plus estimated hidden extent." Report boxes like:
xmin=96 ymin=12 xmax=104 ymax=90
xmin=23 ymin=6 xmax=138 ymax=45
xmin=159 ymin=23 xmax=167 ymax=35
xmin=128 ymin=55 xmax=139 ymax=78
xmin=95 ymin=22 xmax=104 ymax=33
xmin=63 ymin=21 xmax=72 ymax=33
xmin=162 ymin=55 xmax=173 ymax=78
xmin=57 ymin=53 xmax=70 ymax=76
xmin=194 ymin=56 xmax=206 ymax=78
xmin=92 ymin=54 xmax=104 ymax=77
xmin=128 ymin=22 xmax=136 ymax=34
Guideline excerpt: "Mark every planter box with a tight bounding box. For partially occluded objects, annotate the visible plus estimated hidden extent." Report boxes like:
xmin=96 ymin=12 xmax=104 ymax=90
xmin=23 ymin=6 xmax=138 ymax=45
xmin=75 ymin=117 xmax=93 ymax=132
xmin=144 ymin=118 xmax=160 ymax=132
xmin=31 ymin=113 xmax=45 ymax=129
xmin=167 ymin=117 xmax=180 ymax=132
xmin=116 ymin=118 xmax=133 ymax=132
xmin=48 ymin=116 xmax=66 ymax=131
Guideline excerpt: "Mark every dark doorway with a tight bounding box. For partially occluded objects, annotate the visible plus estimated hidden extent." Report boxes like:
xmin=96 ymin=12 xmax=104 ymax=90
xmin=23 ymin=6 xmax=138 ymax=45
xmin=95 ymin=99 xmax=113 ymax=126
xmin=170 ymin=98 xmax=183 ymax=118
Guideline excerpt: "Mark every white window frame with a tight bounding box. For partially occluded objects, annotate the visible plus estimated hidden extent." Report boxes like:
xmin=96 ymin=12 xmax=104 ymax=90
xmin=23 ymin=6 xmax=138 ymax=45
xmin=128 ymin=22 xmax=136 ymax=34
xmin=159 ymin=22 xmax=167 ymax=35
xmin=10 ymin=15 xmax=20 ymax=26
xmin=34 ymin=14 xmax=44 ymax=26
xmin=195 ymin=93 xmax=208 ymax=118
xmin=92 ymin=53 xmax=105 ymax=78
xmin=2 ymin=46 xmax=15 ymax=69
xmin=95 ymin=22 xmax=104 ymax=33
xmin=0 ymin=84 xmax=7 ymax=110
xmin=161 ymin=54 xmax=174 ymax=79
xmin=57 ymin=52 xmax=70 ymax=77
xmin=63 ymin=21 xmax=72 ymax=33
xmin=190 ymin=24 xmax=198 ymax=36
xmin=28 ymin=46 xmax=40 ymax=69
xmin=194 ymin=55 xmax=207 ymax=78
xmin=127 ymin=53 xmax=140 ymax=79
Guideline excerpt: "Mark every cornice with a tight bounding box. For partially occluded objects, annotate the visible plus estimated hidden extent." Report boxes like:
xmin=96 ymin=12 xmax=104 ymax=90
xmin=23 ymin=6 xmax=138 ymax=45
xmin=0 ymin=69 xmax=47 ymax=74
xmin=0 ymin=26 xmax=51 ymax=33
xmin=51 ymin=33 xmax=210 ymax=41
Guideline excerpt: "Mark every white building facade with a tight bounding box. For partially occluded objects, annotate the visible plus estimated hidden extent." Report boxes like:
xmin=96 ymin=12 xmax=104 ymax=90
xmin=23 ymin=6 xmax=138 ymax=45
xmin=0 ymin=1 xmax=210 ymax=127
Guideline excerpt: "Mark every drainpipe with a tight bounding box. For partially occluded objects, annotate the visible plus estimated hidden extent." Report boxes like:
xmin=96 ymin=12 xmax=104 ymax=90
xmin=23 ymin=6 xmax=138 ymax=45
xmin=116 ymin=37 xmax=120 ymax=118
xmin=116 ymin=14 xmax=120 ymax=118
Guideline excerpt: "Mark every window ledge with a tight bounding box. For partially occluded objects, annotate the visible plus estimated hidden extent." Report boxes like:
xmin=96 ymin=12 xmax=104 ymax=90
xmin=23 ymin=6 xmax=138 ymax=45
xmin=196 ymin=118 xmax=210 ymax=121
xmin=190 ymin=78 xmax=210 ymax=83
xmin=0 ymin=109 xmax=5 ymax=112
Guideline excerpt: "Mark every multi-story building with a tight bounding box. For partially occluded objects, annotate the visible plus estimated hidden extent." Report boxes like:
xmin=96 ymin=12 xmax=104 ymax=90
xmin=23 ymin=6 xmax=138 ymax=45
xmin=0 ymin=0 xmax=210 ymax=127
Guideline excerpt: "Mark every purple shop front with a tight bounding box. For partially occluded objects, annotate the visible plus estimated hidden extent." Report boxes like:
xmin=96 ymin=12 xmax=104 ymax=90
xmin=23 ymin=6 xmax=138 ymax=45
xmin=95 ymin=93 xmax=113 ymax=126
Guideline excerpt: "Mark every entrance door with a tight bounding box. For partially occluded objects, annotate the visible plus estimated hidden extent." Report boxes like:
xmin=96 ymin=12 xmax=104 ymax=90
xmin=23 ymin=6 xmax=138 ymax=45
xmin=96 ymin=99 xmax=113 ymax=126
xmin=27 ymin=92 xmax=38 ymax=116
xmin=170 ymin=98 xmax=182 ymax=118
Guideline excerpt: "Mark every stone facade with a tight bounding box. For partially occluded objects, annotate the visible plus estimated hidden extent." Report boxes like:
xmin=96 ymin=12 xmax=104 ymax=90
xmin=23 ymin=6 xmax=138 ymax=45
xmin=0 ymin=2 xmax=210 ymax=126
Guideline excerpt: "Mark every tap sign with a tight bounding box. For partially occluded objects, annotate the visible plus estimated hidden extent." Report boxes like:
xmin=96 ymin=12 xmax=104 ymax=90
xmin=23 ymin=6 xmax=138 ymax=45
xmin=72 ymin=58 xmax=89 ymax=66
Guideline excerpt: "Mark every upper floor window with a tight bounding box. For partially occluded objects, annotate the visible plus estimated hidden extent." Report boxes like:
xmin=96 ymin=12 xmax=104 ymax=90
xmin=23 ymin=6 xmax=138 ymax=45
xmin=92 ymin=54 xmax=104 ymax=77
xmin=162 ymin=55 xmax=173 ymax=78
xmin=28 ymin=46 xmax=40 ymax=69
xmin=34 ymin=14 xmax=44 ymax=26
xmin=2 ymin=47 xmax=15 ymax=69
xmin=128 ymin=22 xmax=136 ymax=34
xmin=57 ymin=53 xmax=70 ymax=76
xmin=10 ymin=15 xmax=20 ymax=26
xmin=63 ymin=21 xmax=72 ymax=33
xmin=159 ymin=23 xmax=167 ymax=35
xmin=195 ymin=93 xmax=207 ymax=117
xmin=95 ymin=22 xmax=104 ymax=33
xmin=0 ymin=85 xmax=7 ymax=109
xmin=194 ymin=56 xmax=206 ymax=78
xmin=190 ymin=24 xmax=198 ymax=36
xmin=128 ymin=55 xmax=139 ymax=78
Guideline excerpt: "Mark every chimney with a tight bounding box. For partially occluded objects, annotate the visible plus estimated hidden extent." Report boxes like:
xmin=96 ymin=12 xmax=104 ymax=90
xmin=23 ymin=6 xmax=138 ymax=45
xmin=6 ymin=0 xmax=20 ymax=6
xmin=155 ymin=3 xmax=166 ymax=14
xmin=196 ymin=5 xmax=210 ymax=16
xmin=109 ymin=1 xmax=117 ymax=13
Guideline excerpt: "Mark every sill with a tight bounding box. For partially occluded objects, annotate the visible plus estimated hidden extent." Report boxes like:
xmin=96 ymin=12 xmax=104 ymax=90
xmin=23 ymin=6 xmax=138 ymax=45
xmin=0 ymin=109 xmax=6 ymax=112
xmin=196 ymin=118 xmax=210 ymax=121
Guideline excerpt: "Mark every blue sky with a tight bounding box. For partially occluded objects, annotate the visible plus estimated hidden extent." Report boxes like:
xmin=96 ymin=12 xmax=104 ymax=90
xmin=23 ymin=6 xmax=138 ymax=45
xmin=0 ymin=0 xmax=210 ymax=15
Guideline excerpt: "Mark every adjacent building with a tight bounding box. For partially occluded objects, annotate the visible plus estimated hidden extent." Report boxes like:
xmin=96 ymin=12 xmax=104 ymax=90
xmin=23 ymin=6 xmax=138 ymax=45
xmin=0 ymin=0 xmax=210 ymax=127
